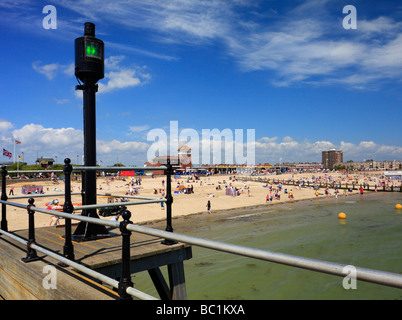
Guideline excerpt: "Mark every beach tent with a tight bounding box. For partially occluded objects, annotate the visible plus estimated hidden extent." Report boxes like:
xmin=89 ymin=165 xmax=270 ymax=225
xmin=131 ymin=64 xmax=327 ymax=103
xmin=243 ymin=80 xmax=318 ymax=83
xmin=174 ymin=185 xmax=185 ymax=194
xmin=225 ymin=188 xmax=237 ymax=196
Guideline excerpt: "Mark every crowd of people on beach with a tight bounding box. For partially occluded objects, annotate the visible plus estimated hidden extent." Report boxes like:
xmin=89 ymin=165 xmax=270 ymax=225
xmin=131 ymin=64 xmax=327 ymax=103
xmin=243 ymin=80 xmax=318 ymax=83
xmin=2 ymin=169 xmax=401 ymax=228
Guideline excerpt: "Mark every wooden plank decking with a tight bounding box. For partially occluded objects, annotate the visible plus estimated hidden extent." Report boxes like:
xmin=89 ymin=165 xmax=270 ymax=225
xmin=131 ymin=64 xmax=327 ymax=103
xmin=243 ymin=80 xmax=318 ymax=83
xmin=0 ymin=224 xmax=192 ymax=300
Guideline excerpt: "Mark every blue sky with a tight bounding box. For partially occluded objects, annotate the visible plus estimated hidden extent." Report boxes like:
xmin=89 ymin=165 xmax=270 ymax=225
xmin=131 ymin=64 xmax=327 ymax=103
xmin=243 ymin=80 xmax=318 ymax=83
xmin=1 ymin=0 xmax=402 ymax=166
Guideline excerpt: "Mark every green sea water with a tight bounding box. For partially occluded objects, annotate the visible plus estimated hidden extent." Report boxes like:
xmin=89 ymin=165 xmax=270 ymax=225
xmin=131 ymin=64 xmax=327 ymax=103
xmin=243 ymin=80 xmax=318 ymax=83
xmin=133 ymin=192 xmax=402 ymax=300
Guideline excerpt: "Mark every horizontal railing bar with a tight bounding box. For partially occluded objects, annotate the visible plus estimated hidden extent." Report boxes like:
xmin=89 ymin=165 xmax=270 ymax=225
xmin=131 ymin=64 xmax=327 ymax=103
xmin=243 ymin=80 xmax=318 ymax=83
xmin=1 ymin=198 xmax=402 ymax=290
xmin=75 ymin=199 xmax=166 ymax=211
xmin=0 ymin=199 xmax=28 ymax=210
xmin=6 ymin=165 xmax=166 ymax=173
xmin=0 ymin=200 xmax=116 ymax=226
xmin=0 ymin=228 xmax=157 ymax=300
xmin=8 ymin=170 xmax=64 ymax=174
xmin=126 ymin=224 xmax=402 ymax=290
xmin=97 ymin=193 xmax=167 ymax=201
xmin=9 ymin=193 xmax=82 ymax=200
xmin=72 ymin=166 xmax=167 ymax=171
xmin=8 ymin=193 xmax=164 ymax=202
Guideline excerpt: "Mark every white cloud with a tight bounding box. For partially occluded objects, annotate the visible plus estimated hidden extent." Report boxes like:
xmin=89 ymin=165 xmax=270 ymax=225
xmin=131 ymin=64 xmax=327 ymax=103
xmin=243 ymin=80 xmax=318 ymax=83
xmin=0 ymin=119 xmax=13 ymax=132
xmin=255 ymin=137 xmax=402 ymax=163
xmin=129 ymin=125 xmax=150 ymax=132
xmin=33 ymin=55 xmax=150 ymax=96
xmin=258 ymin=137 xmax=278 ymax=143
xmin=1 ymin=121 xmax=150 ymax=165
xmin=32 ymin=61 xmax=73 ymax=80
xmin=55 ymin=98 xmax=69 ymax=104
xmin=32 ymin=61 xmax=60 ymax=80
xmin=97 ymin=139 xmax=149 ymax=154
xmin=1 ymin=119 xmax=401 ymax=165
xmin=12 ymin=123 xmax=83 ymax=150
xmin=53 ymin=0 xmax=402 ymax=88
xmin=98 ymin=69 xmax=143 ymax=93
xmin=73 ymin=56 xmax=151 ymax=97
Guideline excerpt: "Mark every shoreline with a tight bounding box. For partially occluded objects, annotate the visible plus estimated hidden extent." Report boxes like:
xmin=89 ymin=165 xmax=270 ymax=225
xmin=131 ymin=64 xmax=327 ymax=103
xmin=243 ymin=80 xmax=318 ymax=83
xmin=142 ymin=191 xmax=373 ymax=229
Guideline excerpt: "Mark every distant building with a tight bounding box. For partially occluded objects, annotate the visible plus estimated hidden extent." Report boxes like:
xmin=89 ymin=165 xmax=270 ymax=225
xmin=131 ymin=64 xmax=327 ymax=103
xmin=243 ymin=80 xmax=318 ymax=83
xmin=340 ymin=160 xmax=402 ymax=171
xmin=0 ymin=161 xmax=13 ymax=166
xmin=322 ymin=149 xmax=343 ymax=169
xmin=35 ymin=157 xmax=55 ymax=169
xmin=144 ymin=145 xmax=192 ymax=175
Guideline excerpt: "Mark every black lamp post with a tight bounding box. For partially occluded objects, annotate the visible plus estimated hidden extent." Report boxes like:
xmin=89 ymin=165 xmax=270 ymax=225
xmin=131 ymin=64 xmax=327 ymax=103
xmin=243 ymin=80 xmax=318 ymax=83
xmin=73 ymin=22 xmax=109 ymax=240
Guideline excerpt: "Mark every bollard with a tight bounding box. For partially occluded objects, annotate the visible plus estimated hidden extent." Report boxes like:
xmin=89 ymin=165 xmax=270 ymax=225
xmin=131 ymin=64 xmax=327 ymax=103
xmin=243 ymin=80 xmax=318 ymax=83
xmin=1 ymin=166 xmax=8 ymax=231
xmin=22 ymin=198 xmax=40 ymax=262
xmin=118 ymin=209 xmax=133 ymax=300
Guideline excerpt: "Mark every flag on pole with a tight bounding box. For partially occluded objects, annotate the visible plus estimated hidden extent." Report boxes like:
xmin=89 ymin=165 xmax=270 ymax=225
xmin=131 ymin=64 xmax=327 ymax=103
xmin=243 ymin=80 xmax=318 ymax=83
xmin=15 ymin=140 xmax=21 ymax=144
xmin=18 ymin=155 xmax=23 ymax=160
xmin=3 ymin=148 xmax=12 ymax=159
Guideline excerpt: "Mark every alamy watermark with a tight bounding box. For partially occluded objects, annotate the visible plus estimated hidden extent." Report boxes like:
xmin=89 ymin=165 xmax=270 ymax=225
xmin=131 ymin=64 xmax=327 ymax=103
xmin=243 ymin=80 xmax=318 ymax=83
xmin=343 ymin=5 xmax=357 ymax=30
xmin=342 ymin=265 xmax=357 ymax=290
xmin=42 ymin=265 xmax=57 ymax=290
xmin=42 ymin=5 xmax=57 ymax=30
xmin=146 ymin=121 xmax=255 ymax=165
xmin=42 ymin=4 xmax=357 ymax=31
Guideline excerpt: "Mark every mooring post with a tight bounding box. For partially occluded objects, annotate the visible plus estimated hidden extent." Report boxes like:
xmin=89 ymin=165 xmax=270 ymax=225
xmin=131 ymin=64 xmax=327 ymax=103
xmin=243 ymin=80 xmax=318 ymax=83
xmin=62 ymin=158 xmax=75 ymax=263
xmin=162 ymin=159 xmax=177 ymax=245
xmin=22 ymin=198 xmax=40 ymax=263
xmin=118 ymin=209 xmax=133 ymax=300
xmin=1 ymin=166 xmax=8 ymax=231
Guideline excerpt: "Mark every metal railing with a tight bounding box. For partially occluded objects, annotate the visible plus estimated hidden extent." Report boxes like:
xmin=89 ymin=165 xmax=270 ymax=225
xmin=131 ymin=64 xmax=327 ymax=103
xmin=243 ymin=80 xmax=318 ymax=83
xmin=0 ymin=226 xmax=157 ymax=300
xmin=0 ymin=158 xmax=174 ymax=300
xmin=1 ymin=160 xmax=402 ymax=301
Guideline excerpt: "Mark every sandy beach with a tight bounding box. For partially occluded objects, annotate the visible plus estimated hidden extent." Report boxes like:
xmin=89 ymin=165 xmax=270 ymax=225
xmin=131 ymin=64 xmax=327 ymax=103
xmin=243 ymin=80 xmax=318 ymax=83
xmin=3 ymin=170 xmax=397 ymax=232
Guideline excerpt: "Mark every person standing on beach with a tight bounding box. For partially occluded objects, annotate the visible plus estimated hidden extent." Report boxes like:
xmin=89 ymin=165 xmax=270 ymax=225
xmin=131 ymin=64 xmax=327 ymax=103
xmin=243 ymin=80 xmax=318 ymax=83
xmin=206 ymin=200 xmax=211 ymax=214
xmin=9 ymin=186 xmax=14 ymax=196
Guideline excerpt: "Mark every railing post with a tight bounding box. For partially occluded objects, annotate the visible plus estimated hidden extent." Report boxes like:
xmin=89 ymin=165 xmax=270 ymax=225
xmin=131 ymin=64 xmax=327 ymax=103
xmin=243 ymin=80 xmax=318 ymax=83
xmin=61 ymin=158 xmax=75 ymax=263
xmin=22 ymin=198 xmax=40 ymax=262
xmin=162 ymin=159 xmax=177 ymax=245
xmin=1 ymin=166 xmax=8 ymax=231
xmin=118 ymin=209 xmax=133 ymax=300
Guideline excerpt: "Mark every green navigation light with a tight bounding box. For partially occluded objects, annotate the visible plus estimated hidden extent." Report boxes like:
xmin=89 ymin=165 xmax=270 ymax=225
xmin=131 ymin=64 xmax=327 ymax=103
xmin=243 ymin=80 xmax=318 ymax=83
xmin=84 ymin=40 xmax=103 ymax=59
xmin=86 ymin=45 xmax=96 ymax=56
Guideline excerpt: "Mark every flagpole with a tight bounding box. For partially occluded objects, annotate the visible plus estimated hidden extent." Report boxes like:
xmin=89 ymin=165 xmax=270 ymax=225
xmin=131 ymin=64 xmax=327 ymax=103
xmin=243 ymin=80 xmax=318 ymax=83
xmin=13 ymin=141 xmax=16 ymax=164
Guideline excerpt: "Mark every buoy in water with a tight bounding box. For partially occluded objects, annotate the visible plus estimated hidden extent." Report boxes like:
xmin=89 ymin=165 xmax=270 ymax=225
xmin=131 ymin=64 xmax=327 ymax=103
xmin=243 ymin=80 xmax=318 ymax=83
xmin=396 ymin=204 xmax=402 ymax=210
xmin=338 ymin=212 xmax=346 ymax=219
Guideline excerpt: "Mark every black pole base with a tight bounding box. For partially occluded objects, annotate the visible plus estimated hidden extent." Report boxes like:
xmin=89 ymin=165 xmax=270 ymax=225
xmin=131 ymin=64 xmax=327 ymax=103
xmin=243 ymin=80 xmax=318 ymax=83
xmin=161 ymin=239 xmax=178 ymax=246
xmin=1 ymin=220 xmax=7 ymax=232
xmin=161 ymin=225 xmax=177 ymax=245
xmin=21 ymin=251 xmax=41 ymax=263
xmin=72 ymin=221 xmax=111 ymax=242
xmin=118 ymin=279 xmax=134 ymax=300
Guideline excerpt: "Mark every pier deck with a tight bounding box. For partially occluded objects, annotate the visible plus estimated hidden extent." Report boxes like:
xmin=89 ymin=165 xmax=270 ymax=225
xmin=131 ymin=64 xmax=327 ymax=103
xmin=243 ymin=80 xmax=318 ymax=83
xmin=0 ymin=225 xmax=192 ymax=300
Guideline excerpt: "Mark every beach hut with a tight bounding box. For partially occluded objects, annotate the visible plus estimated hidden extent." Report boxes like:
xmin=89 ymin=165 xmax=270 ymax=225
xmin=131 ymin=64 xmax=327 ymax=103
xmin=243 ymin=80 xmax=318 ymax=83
xmin=384 ymin=171 xmax=402 ymax=180
xmin=22 ymin=185 xmax=44 ymax=194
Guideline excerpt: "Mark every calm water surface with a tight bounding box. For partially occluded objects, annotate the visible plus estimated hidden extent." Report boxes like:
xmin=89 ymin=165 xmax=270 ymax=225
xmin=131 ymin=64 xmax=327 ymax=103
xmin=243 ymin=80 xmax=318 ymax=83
xmin=133 ymin=192 xmax=402 ymax=300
